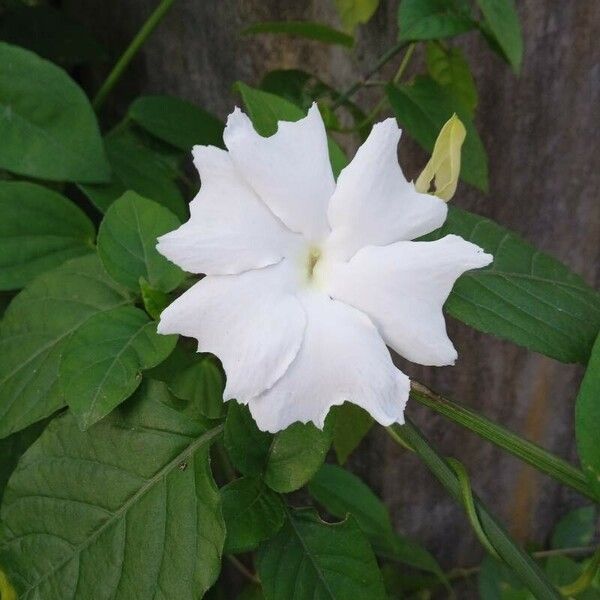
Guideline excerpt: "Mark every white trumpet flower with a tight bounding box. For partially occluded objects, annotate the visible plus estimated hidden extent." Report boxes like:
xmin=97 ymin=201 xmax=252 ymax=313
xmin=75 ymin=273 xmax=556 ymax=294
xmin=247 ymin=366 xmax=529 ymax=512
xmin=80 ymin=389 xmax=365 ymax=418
xmin=157 ymin=105 xmax=492 ymax=432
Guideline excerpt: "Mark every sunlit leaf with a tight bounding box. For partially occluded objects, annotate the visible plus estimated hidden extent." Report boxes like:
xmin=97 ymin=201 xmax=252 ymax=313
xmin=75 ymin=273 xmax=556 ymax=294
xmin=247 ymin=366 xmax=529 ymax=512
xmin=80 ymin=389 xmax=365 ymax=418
xmin=334 ymin=0 xmax=379 ymax=32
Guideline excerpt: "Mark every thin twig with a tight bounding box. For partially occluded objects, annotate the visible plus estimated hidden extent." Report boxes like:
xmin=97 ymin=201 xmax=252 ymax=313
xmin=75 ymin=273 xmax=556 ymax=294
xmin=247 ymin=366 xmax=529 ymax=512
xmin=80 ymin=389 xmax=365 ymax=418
xmin=226 ymin=554 xmax=260 ymax=585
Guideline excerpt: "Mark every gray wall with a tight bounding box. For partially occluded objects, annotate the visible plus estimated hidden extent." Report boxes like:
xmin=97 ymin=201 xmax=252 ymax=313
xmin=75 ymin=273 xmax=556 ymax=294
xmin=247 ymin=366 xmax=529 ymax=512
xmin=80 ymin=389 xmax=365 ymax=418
xmin=68 ymin=0 xmax=600 ymax=571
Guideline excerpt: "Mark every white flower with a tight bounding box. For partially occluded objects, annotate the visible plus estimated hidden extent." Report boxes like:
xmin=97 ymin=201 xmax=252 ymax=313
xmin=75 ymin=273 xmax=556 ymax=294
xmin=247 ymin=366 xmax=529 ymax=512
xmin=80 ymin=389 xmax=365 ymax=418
xmin=156 ymin=105 xmax=492 ymax=433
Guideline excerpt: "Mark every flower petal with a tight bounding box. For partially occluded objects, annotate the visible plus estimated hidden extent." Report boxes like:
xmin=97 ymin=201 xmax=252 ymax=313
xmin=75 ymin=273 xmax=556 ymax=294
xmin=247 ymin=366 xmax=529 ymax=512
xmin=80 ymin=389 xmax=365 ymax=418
xmin=157 ymin=261 xmax=306 ymax=402
xmin=223 ymin=104 xmax=335 ymax=242
xmin=325 ymin=118 xmax=448 ymax=261
xmin=157 ymin=146 xmax=299 ymax=275
xmin=247 ymin=292 xmax=409 ymax=433
xmin=327 ymin=235 xmax=493 ymax=366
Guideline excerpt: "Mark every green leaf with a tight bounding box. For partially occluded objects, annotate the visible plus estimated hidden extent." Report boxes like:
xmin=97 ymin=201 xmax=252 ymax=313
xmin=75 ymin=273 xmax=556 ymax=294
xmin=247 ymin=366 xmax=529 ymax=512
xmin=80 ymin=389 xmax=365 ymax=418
xmin=386 ymin=76 xmax=488 ymax=191
xmin=242 ymin=21 xmax=354 ymax=47
xmin=478 ymin=556 xmax=530 ymax=600
xmin=334 ymin=0 xmax=379 ymax=31
xmin=551 ymin=506 xmax=597 ymax=550
xmin=398 ymin=0 xmax=475 ymax=41
xmin=221 ymin=476 xmax=285 ymax=553
xmin=0 ymin=380 xmax=225 ymax=599
xmin=0 ymin=5 xmax=105 ymax=67
xmin=425 ymin=207 xmax=600 ymax=364
xmin=79 ymin=127 xmax=187 ymax=218
xmin=235 ymin=82 xmax=348 ymax=178
xmin=426 ymin=42 xmax=478 ymax=115
xmin=0 ymin=419 xmax=48 ymax=501
xmin=224 ymin=402 xmax=331 ymax=492
xmin=0 ymin=255 xmax=131 ymax=439
xmin=308 ymin=464 xmax=445 ymax=579
xmin=0 ymin=181 xmax=95 ymax=291
xmin=139 ymin=276 xmax=170 ymax=320
xmin=576 ymin=333 xmax=600 ymax=496
xmin=129 ymin=95 xmax=224 ymax=150
xmin=257 ymin=508 xmax=387 ymax=599
xmin=59 ymin=306 xmax=176 ymax=429
xmin=169 ymin=353 xmax=225 ymax=420
xmin=331 ymin=402 xmax=373 ymax=464
xmin=97 ymin=191 xmax=185 ymax=293
xmin=475 ymin=0 xmax=523 ymax=72
xmin=0 ymin=42 xmax=109 ymax=183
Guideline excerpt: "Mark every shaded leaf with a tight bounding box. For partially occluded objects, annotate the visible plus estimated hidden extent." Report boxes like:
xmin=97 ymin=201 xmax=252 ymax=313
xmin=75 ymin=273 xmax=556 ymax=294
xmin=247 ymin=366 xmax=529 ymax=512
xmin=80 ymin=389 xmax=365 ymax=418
xmin=426 ymin=42 xmax=478 ymax=115
xmin=334 ymin=0 xmax=379 ymax=32
xmin=59 ymin=306 xmax=176 ymax=429
xmin=0 ymin=42 xmax=109 ymax=183
xmin=0 ymin=255 xmax=131 ymax=439
xmin=221 ymin=476 xmax=285 ymax=553
xmin=0 ymin=381 xmax=225 ymax=599
xmin=0 ymin=181 xmax=95 ymax=290
xmin=139 ymin=276 xmax=170 ymax=320
xmin=243 ymin=21 xmax=353 ymax=47
xmin=576 ymin=333 xmax=600 ymax=496
xmin=425 ymin=207 xmax=600 ymax=364
xmin=235 ymin=82 xmax=348 ymax=178
xmin=476 ymin=0 xmax=523 ymax=72
xmin=97 ymin=191 xmax=185 ymax=293
xmin=398 ymin=0 xmax=475 ymax=41
xmin=551 ymin=506 xmax=597 ymax=550
xmin=224 ymin=402 xmax=331 ymax=492
xmin=331 ymin=402 xmax=373 ymax=464
xmin=0 ymin=5 xmax=105 ymax=66
xmin=386 ymin=76 xmax=488 ymax=191
xmin=129 ymin=95 xmax=224 ymax=150
xmin=257 ymin=508 xmax=387 ymax=600
xmin=79 ymin=127 xmax=186 ymax=219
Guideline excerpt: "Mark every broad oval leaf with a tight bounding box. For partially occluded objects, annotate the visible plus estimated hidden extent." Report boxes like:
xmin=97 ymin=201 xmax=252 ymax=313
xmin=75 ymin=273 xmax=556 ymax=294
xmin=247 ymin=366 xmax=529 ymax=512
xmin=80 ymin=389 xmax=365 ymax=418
xmin=331 ymin=402 xmax=373 ymax=465
xmin=224 ymin=402 xmax=331 ymax=492
xmin=257 ymin=508 xmax=387 ymax=600
xmin=129 ymin=95 xmax=224 ymax=150
xmin=242 ymin=21 xmax=354 ymax=47
xmin=476 ymin=0 xmax=523 ymax=72
xmin=79 ymin=127 xmax=187 ymax=218
xmin=97 ymin=191 xmax=185 ymax=293
xmin=0 ymin=255 xmax=131 ymax=439
xmin=0 ymin=181 xmax=95 ymax=290
xmin=551 ymin=506 xmax=597 ymax=550
xmin=0 ymin=381 xmax=225 ymax=599
xmin=308 ymin=464 xmax=445 ymax=579
xmin=0 ymin=42 xmax=109 ymax=183
xmin=334 ymin=0 xmax=379 ymax=32
xmin=60 ymin=306 xmax=176 ymax=429
xmin=386 ymin=76 xmax=488 ymax=191
xmin=397 ymin=0 xmax=475 ymax=41
xmin=235 ymin=82 xmax=348 ymax=178
xmin=426 ymin=207 xmax=600 ymax=364
xmin=221 ymin=476 xmax=285 ymax=553
xmin=426 ymin=42 xmax=478 ymax=115
xmin=576 ymin=333 xmax=600 ymax=497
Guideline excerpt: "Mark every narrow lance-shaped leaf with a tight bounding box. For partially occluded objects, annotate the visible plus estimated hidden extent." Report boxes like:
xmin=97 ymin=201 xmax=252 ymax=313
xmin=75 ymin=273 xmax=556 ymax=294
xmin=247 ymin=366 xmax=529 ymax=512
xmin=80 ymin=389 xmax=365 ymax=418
xmin=257 ymin=508 xmax=387 ymax=600
xmin=0 ymin=255 xmax=132 ymax=439
xmin=0 ymin=381 xmax=225 ymax=599
xmin=0 ymin=181 xmax=95 ymax=290
xmin=129 ymin=95 xmax=225 ymax=150
xmin=576 ymin=333 xmax=600 ymax=497
xmin=59 ymin=306 xmax=177 ymax=430
xmin=97 ymin=191 xmax=185 ymax=293
xmin=242 ymin=21 xmax=354 ymax=48
xmin=424 ymin=207 xmax=600 ymax=364
xmin=0 ymin=42 xmax=109 ymax=183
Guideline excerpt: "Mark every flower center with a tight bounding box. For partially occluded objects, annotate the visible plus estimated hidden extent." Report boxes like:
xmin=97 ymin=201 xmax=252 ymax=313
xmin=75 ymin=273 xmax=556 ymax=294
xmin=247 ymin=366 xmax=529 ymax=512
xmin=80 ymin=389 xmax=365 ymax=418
xmin=306 ymin=246 xmax=322 ymax=279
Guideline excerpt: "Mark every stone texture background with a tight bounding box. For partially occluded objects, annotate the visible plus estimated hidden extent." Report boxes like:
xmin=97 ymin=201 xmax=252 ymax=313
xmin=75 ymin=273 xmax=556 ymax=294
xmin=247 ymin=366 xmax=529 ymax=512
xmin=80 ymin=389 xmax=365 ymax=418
xmin=67 ymin=0 xmax=600 ymax=581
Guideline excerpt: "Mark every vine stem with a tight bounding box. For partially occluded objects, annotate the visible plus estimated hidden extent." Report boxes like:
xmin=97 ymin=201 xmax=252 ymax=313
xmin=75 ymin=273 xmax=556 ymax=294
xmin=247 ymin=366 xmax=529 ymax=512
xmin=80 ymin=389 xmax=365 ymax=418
xmin=409 ymin=381 xmax=596 ymax=501
xmin=92 ymin=0 xmax=179 ymax=110
xmin=331 ymin=40 xmax=410 ymax=109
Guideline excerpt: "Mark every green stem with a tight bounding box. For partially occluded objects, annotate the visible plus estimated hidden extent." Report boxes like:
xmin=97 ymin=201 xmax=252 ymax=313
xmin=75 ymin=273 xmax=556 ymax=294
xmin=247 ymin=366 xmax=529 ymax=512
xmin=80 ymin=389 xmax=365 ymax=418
xmin=92 ymin=0 xmax=179 ymax=110
xmin=410 ymin=382 xmax=596 ymax=502
xmin=388 ymin=420 xmax=561 ymax=599
xmin=225 ymin=554 xmax=260 ymax=585
xmin=331 ymin=40 xmax=410 ymax=109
